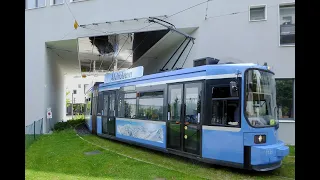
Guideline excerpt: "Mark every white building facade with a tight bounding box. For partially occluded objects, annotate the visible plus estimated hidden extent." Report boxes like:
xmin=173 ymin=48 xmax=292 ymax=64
xmin=65 ymin=76 xmax=104 ymax=104
xmin=25 ymin=0 xmax=294 ymax=144
xmin=64 ymin=75 xmax=104 ymax=117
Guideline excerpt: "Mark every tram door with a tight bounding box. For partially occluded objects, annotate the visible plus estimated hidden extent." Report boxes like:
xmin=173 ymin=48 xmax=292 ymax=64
xmin=167 ymin=81 xmax=202 ymax=155
xmin=91 ymin=88 xmax=98 ymax=134
xmin=102 ymin=91 xmax=116 ymax=136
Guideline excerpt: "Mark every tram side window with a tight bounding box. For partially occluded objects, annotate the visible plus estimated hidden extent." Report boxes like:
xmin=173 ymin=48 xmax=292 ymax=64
xmin=185 ymin=83 xmax=202 ymax=124
xmin=137 ymin=91 xmax=164 ymax=121
xmin=211 ymin=86 xmax=240 ymax=127
xmin=118 ymin=92 xmax=137 ymax=119
xmin=97 ymin=92 xmax=104 ymax=115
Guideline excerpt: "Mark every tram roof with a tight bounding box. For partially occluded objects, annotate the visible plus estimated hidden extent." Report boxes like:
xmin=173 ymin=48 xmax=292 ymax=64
xmin=99 ymin=63 xmax=269 ymax=89
xmin=85 ymin=82 xmax=103 ymax=94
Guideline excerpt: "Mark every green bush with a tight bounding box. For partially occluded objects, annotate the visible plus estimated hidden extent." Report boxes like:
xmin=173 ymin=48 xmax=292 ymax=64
xmin=54 ymin=118 xmax=85 ymax=131
xmin=73 ymin=114 xmax=85 ymax=120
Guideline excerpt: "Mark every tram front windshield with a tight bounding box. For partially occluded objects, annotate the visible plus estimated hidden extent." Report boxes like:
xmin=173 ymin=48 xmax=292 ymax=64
xmin=245 ymin=69 xmax=279 ymax=127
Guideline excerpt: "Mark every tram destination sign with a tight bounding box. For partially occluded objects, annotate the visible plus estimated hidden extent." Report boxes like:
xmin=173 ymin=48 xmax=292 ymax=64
xmin=104 ymin=66 xmax=144 ymax=83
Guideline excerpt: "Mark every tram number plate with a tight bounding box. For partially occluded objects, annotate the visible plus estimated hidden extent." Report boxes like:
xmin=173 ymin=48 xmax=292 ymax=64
xmin=266 ymin=149 xmax=273 ymax=155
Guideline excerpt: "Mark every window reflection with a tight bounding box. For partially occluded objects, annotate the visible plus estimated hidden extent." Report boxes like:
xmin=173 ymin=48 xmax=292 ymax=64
xmin=276 ymin=79 xmax=294 ymax=119
xmin=138 ymin=97 xmax=163 ymax=120
xmin=169 ymin=87 xmax=182 ymax=122
xmin=185 ymin=86 xmax=201 ymax=124
xmin=118 ymin=93 xmax=136 ymax=119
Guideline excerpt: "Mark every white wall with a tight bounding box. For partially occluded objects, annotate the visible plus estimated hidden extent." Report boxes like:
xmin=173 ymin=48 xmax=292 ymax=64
xmin=65 ymin=76 xmax=104 ymax=104
xmin=140 ymin=30 xmax=199 ymax=74
xmin=278 ymin=122 xmax=295 ymax=145
xmin=44 ymin=49 xmax=65 ymax=132
xmin=136 ymin=0 xmax=295 ymax=78
xmin=66 ymin=81 xmax=86 ymax=104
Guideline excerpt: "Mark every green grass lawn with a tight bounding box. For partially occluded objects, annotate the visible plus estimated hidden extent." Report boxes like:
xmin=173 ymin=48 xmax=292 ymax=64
xmin=25 ymin=134 xmax=42 ymax=151
xmin=25 ymin=134 xmax=34 ymax=150
xmin=289 ymin=146 xmax=295 ymax=156
xmin=26 ymin=129 xmax=295 ymax=180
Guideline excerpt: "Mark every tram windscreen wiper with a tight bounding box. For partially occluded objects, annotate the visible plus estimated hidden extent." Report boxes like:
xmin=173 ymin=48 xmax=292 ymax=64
xmin=260 ymin=101 xmax=266 ymax=107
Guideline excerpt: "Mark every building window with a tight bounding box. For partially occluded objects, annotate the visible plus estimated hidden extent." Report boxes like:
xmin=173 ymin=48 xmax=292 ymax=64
xmin=137 ymin=91 xmax=164 ymax=121
xmin=276 ymin=79 xmax=294 ymax=119
xmin=279 ymin=3 xmax=295 ymax=46
xmin=73 ymin=90 xmax=77 ymax=94
xmin=25 ymin=0 xmax=46 ymax=9
xmin=52 ymin=0 xmax=64 ymax=5
xmin=118 ymin=93 xmax=137 ymax=119
xmin=249 ymin=5 xmax=267 ymax=21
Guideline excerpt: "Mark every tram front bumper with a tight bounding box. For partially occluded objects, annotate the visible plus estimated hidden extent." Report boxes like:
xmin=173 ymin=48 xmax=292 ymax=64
xmin=250 ymin=141 xmax=289 ymax=171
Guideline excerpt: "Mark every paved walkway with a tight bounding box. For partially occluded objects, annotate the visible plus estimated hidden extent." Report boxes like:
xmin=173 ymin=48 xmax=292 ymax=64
xmin=75 ymin=123 xmax=91 ymax=136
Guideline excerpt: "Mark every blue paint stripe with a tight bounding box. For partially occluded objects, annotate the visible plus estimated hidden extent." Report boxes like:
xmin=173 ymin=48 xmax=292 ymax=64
xmin=97 ymin=116 xmax=102 ymax=134
xmin=202 ymin=129 xmax=243 ymax=163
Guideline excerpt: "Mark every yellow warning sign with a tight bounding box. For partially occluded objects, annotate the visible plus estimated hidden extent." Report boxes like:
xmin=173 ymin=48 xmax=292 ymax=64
xmin=74 ymin=20 xmax=79 ymax=29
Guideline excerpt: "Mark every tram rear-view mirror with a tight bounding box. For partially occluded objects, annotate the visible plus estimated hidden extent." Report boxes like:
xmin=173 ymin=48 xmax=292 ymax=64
xmin=230 ymin=81 xmax=238 ymax=97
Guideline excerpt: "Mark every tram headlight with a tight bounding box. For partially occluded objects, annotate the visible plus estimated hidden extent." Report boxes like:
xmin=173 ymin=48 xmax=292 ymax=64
xmin=254 ymin=135 xmax=266 ymax=144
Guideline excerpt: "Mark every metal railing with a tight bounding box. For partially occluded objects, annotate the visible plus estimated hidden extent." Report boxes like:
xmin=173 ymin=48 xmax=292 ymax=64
xmin=25 ymin=118 xmax=43 ymax=151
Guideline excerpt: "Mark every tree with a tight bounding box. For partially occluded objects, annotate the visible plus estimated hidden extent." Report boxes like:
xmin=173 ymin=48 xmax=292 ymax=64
xmin=66 ymin=91 xmax=71 ymax=107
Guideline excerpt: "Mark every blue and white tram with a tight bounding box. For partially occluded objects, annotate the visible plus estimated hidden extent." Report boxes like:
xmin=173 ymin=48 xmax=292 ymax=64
xmin=84 ymin=62 xmax=289 ymax=171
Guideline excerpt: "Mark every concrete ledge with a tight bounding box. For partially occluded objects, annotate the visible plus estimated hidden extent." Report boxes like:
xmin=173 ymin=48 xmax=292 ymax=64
xmin=279 ymin=120 xmax=295 ymax=123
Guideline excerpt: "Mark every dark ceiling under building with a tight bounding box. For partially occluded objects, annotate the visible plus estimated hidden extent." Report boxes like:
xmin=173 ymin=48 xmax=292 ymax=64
xmin=132 ymin=29 xmax=169 ymax=63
